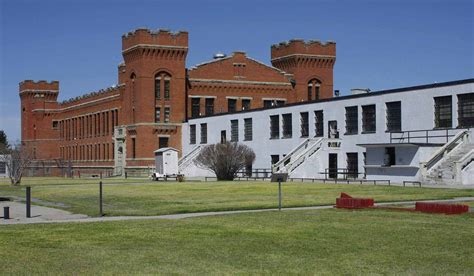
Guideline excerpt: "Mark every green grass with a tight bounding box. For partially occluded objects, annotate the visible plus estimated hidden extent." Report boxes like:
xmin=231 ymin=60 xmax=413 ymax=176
xmin=0 ymin=179 xmax=472 ymax=216
xmin=0 ymin=209 xmax=472 ymax=274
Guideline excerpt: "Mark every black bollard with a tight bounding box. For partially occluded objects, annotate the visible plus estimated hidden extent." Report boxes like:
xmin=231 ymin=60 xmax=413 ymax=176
xmin=3 ymin=206 xmax=10 ymax=219
xmin=26 ymin=186 xmax=31 ymax=218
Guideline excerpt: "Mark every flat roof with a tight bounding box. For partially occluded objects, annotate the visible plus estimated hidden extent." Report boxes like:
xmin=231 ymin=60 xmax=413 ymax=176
xmin=188 ymin=78 xmax=474 ymax=121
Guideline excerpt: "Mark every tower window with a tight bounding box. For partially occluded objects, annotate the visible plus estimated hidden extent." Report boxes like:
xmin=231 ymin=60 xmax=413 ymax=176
xmin=155 ymin=107 xmax=161 ymax=123
xmin=164 ymin=77 xmax=170 ymax=99
xmin=131 ymin=138 xmax=136 ymax=159
xmin=155 ymin=75 xmax=161 ymax=99
xmin=155 ymin=72 xmax=171 ymax=100
xmin=434 ymin=96 xmax=452 ymax=128
xmin=164 ymin=107 xmax=170 ymax=123
xmin=307 ymin=79 xmax=321 ymax=101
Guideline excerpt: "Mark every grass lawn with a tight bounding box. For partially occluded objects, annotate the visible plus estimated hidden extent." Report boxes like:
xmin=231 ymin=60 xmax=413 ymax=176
xmin=0 ymin=209 xmax=472 ymax=274
xmin=0 ymin=178 xmax=473 ymax=216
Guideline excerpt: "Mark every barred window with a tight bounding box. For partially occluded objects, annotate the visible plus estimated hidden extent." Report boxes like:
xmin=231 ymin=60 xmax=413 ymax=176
xmin=314 ymin=110 xmax=324 ymax=137
xmin=346 ymin=153 xmax=358 ymax=179
xmin=386 ymin=101 xmax=401 ymax=132
xmin=205 ymin=98 xmax=214 ymax=116
xmin=164 ymin=77 xmax=170 ymax=99
xmin=200 ymin=123 xmax=207 ymax=144
xmin=434 ymin=96 xmax=452 ymax=128
xmin=345 ymin=106 xmax=358 ymax=134
xmin=155 ymin=107 xmax=161 ymax=123
xmin=362 ymin=105 xmax=376 ymax=133
xmin=270 ymin=115 xmax=279 ymax=139
xmin=300 ymin=112 xmax=309 ymax=137
xmin=282 ymin=113 xmax=292 ymax=138
xmin=228 ymin=99 xmax=237 ymax=113
xmin=230 ymin=120 xmax=239 ymax=142
xmin=191 ymin=98 xmax=200 ymax=118
xmin=164 ymin=107 xmax=170 ymax=123
xmin=190 ymin=125 xmax=196 ymax=144
xmin=458 ymin=93 xmax=474 ymax=128
xmin=244 ymin=118 xmax=252 ymax=141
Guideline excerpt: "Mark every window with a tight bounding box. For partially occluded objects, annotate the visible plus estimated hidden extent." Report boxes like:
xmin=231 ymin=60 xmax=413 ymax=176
xmin=242 ymin=99 xmax=251 ymax=111
xmin=159 ymin=137 xmax=169 ymax=148
xmin=0 ymin=161 xmax=6 ymax=174
xmin=458 ymin=93 xmax=474 ymax=128
xmin=276 ymin=100 xmax=285 ymax=107
xmin=307 ymin=79 xmax=321 ymax=101
xmin=434 ymin=96 xmax=452 ymax=128
xmin=191 ymin=98 xmax=200 ymax=118
xmin=155 ymin=107 xmax=161 ymax=123
xmin=384 ymin=147 xmax=396 ymax=166
xmin=300 ymin=112 xmax=309 ymax=137
xmin=52 ymin=121 xmax=58 ymax=129
xmin=155 ymin=75 xmax=161 ymax=99
xmin=190 ymin=125 xmax=196 ymax=144
xmin=263 ymin=100 xmax=273 ymax=108
xmin=314 ymin=110 xmax=324 ymax=137
xmin=362 ymin=105 xmax=376 ymax=133
xmin=270 ymin=115 xmax=280 ymax=139
xmin=345 ymin=106 xmax=358 ymax=134
xmin=200 ymin=123 xmax=207 ymax=144
xmin=228 ymin=99 xmax=237 ymax=113
xmin=346 ymin=153 xmax=358 ymax=179
xmin=282 ymin=113 xmax=292 ymax=138
xmin=271 ymin=155 xmax=280 ymax=165
xmin=131 ymin=138 xmax=136 ymax=159
xmin=244 ymin=118 xmax=253 ymax=141
xmin=386 ymin=101 xmax=401 ymax=132
xmin=230 ymin=120 xmax=239 ymax=142
xmin=164 ymin=107 xmax=170 ymax=123
xmin=205 ymin=98 xmax=214 ymax=116
xmin=164 ymin=77 xmax=170 ymax=99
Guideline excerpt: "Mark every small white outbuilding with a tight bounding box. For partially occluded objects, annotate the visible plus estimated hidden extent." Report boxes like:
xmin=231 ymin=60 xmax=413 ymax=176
xmin=154 ymin=147 xmax=179 ymax=177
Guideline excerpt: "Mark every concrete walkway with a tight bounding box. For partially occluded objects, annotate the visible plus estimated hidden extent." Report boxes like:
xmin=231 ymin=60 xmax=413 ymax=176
xmin=1 ymin=197 xmax=473 ymax=226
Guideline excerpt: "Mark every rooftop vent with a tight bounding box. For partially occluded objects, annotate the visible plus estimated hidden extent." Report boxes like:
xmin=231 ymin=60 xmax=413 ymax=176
xmin=351 ymin=88 xmax=371 ymax=95
xmin=213 ymin=52 xmax=227 ymax=59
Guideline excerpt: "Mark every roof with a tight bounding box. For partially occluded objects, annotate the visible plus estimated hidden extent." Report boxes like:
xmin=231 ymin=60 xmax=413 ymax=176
xmin=357 ymin=143 xmax=445 ymax=148
xmin=154 ymin=147 xmax=179 ymax=153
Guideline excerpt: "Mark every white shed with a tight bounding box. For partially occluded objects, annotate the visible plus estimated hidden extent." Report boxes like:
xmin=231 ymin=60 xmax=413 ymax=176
xmin=154 ymin=148 xmax=179 ymax=177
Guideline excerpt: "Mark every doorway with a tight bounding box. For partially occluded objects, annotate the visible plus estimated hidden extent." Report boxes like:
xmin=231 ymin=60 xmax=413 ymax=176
xmin=328 ymin=153 xmax=338 ymax=178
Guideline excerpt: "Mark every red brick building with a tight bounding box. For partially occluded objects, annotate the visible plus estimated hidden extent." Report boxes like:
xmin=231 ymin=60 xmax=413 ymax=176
xmin=20 ymin=28 xmax=336 ymax=176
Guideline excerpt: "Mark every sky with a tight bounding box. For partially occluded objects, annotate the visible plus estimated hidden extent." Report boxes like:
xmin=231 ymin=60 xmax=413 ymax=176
xmin=0 ymin=0 xmax=473 ymax=142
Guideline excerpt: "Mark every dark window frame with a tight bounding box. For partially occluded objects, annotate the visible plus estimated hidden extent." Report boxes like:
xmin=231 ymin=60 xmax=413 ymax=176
xmin=362 ymin=104 xmax=376 ymax=133
xmin=300 ymin=112 xmax=309 ymax=137
xmin=200 ymin=123 xmax=207 ymax=144
xmin=230 ymin=119 xmax=239 ymax=142
xmin=345 ymin=106 xmax=358 ymax=135
xmin=244 ymin=118 xmax=253 ymax=141
xmin=314 ymin=110 xmax=324 ymax=137
xmin=282 ymin=113 xmax=292 ymax=138
xmin=191 ymin=98 xmax=200 ymax=118
xmin=386 ymin=101 xmax=402 ymax=132
xmin=270 ymin=115 xmax=280 ymax=139
xmin=205 ymin=98 xmax=214 ymax=116
xmin=190 ymin=125 xmax=196 ymax=144
xmin=434 ymin=96 xmax=452 ymax=128
xmin=458 ymin=93 xmax=474 ymax=128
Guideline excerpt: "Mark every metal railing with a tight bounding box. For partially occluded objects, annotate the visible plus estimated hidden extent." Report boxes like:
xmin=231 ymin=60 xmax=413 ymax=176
xmin=272 ymin=138 xmax=324 ymax=173
xmin=389 ymin=128 xmax=467 ymax=144
xmin=178 ymin=145 xmax=202 ymax=171
xmin=423 ymin=130 xmax=469 ymax=171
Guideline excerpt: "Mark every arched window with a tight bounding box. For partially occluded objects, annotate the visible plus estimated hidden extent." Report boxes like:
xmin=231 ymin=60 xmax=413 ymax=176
xmin=307 ymin=79 xmax=321 ymax=101
xmin=155 ymin=72 xmax=171 ymax=100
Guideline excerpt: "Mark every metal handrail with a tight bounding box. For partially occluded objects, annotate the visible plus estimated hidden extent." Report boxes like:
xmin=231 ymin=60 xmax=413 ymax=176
xmin=178 ymin=145 xmax=202 ymax=169
xmin=390 ymin=128 xmax=468 ymax=144
xmin=273 ymin=138 xmax=324 ymax=173
xmin=272 ymin=138 xmax=312 ymax=171
xmin=424 ymin=130 xmax=469 ymax=171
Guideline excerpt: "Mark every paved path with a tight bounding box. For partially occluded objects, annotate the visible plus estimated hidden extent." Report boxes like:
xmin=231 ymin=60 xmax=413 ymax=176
xmin=1 ymin=197 xmax=473 ymax=226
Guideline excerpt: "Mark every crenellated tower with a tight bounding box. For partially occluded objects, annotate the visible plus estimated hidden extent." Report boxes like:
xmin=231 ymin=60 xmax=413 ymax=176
xmin=271 ymin=39 xmax=336 ymax=102
xmin=19 ymin=80 xmax=60 ymax=160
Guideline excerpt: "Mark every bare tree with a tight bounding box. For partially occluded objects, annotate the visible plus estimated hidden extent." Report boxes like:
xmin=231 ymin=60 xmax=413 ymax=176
xmin=194 ymin=142 xmax=255 ymax=180
xmin=0 ymin=142 xmax=33 ymax=186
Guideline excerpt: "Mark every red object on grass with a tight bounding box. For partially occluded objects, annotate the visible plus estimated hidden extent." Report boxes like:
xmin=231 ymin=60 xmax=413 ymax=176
xmin=415 ymin=202 xmax=469 ymax=215
xmin=336 ymin=193 xmax=374 ymax=209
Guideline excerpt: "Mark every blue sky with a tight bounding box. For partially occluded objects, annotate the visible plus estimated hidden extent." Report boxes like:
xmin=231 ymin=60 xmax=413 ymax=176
xmin=1 ymin=0 xmax=473 ymax=142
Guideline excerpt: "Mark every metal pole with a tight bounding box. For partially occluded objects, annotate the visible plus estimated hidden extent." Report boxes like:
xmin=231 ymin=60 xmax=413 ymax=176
xmin=99 ymin=181 xmax=103 ymax=216
xmin=278 ymin=179 xmax=282 ymax=211
xmin=26 ymin=186 xmax=31 ymax=218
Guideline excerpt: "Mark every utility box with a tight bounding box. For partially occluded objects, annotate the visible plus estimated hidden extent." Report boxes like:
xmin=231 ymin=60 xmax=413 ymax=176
xmin=154 ymin=148 xmax=179 ymax=177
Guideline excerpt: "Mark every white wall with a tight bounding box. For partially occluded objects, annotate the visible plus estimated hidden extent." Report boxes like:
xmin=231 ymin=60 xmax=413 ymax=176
xmin=182 ymin=81 xmax=473 ymax=183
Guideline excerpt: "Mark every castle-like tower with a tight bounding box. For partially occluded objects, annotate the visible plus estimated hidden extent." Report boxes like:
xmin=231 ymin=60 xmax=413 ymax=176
xmin=19 ymin=28 xmax=336 ymax=176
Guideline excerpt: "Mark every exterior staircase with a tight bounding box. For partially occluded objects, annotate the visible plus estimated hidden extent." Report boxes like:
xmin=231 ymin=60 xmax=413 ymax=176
xmin=422 ymin=130 xmax=474 ymax=185
xmin=178 ymin=145 xmax=202 ymax=173
xmin=272 ymin=138 xmax=324 ymax=174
